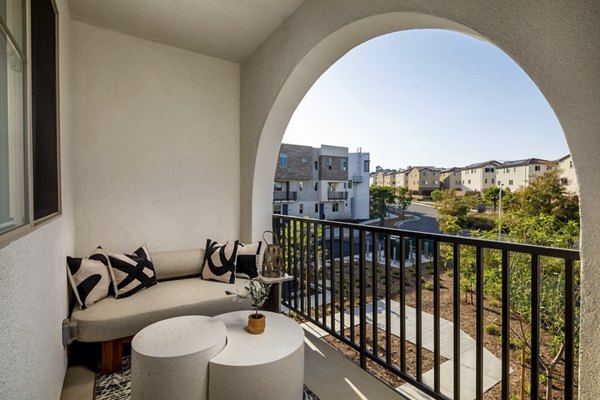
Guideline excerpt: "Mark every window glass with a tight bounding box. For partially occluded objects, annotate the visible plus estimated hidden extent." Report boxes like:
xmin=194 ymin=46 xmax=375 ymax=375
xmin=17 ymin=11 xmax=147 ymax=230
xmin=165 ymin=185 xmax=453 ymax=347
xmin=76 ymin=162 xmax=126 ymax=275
xmin=299 ymin=204 xmax=303 ymax=214
xmin=0 ymin=0 xmax=28 ymax=235
xmin=32 ymin=0 xmax=59 ymax=220
xmin=298 ymin=181 xmax=303 ymax=191
xmin=364 ymin=160 xmax=370 ymax=173
xmin=313 ymin=182 xmax=318 ymax=191
xmin=332 ymin=203 xmax=339 ymax=212
xmin=278 ymin=153 xmax=288 ymax=168
xmin=274 ymin=182 xmax=282 ymax=191
xmin=314 ymin=203 xmax=318 ymax=213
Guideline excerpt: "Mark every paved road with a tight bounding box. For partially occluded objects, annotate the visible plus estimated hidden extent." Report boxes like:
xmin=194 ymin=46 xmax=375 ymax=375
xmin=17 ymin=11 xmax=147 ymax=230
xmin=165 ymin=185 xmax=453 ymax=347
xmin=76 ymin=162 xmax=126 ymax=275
xmin=393 ymin=203 xmax=441 ymax=234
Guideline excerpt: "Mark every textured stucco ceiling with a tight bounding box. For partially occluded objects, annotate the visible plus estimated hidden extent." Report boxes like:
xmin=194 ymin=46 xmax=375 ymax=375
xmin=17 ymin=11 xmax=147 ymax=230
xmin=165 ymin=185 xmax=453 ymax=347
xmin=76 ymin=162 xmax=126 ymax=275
xmin=67 ymin=0 xmax=305 ymax=62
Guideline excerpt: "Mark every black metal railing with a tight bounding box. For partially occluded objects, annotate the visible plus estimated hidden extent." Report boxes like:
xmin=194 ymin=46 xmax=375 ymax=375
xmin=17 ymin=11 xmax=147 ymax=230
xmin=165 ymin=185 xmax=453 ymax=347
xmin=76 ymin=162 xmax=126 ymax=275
xmin=273 ymin=191 xmax=297 ymax=201
xmin=327 ymin=191 xmax=348 ymax=200
xmin=273 ymin=215 xmax=580 ymax=400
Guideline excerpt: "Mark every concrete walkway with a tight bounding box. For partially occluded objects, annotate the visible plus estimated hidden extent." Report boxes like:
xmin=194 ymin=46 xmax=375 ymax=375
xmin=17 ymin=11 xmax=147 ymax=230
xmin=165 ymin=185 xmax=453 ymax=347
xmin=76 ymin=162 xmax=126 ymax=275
xmin=301 ymin=299 xmax=503 ymax=400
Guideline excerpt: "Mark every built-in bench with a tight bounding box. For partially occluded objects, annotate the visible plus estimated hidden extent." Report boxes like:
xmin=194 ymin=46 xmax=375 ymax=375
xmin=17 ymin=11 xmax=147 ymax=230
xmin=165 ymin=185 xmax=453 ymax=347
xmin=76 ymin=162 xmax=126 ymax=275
xmin=69 ymin=248 xmax=252 ymax=373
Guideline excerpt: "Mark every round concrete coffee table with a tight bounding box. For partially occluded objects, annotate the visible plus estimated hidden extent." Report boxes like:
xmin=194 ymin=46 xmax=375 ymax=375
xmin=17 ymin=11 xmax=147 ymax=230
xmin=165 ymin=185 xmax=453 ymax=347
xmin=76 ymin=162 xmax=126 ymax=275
xmin=209 ymin=311 xmax=305 ymax=400
xmin=131 ymin=315 xmax=227 ymax=400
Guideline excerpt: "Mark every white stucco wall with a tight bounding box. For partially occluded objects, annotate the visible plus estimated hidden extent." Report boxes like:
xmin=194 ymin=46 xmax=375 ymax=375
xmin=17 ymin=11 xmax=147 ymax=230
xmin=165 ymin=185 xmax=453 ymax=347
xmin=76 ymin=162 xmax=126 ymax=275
xmin=240 ymin=1 xmax=600 ymax=397
xmin=71 ymin=22 xmax=240 ymax=254
xmin=0 ymin=0 xmax=75 ymax=398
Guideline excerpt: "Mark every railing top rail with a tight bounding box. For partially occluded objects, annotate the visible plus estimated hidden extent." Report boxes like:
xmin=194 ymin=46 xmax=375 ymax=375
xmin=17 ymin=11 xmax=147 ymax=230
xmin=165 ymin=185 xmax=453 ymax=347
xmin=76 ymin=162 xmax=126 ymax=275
xmin=272 ymin=215 xmax=580 ymax=260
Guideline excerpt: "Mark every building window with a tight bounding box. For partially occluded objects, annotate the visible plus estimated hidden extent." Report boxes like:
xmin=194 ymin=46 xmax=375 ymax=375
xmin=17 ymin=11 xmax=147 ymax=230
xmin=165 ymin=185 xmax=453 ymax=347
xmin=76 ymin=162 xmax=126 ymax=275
xmin=498 ymin=180 xmax=501 ymax=185
xmin=348 ymin=180 xmax=352 ymax=189
xmin=32 ymin=0 xmax=60 ymax=221
xmin=314 ymin=182 xmax=318 ymax=191
xmin=509 ymin=180 xmax=514 ymax=185
xmin=423 ymin=171 xmax=427 ymax=176
xmin=274 ymin=182 xmax=283 ymax=191
xmin=485 ymin=179 xmax=488 ymax=184
xmin=278 ymin=153 xmax=288 ymax=168
xmin=328 ymin=158 xmax=333 ymax=170
xmin=343 ymin=182 xmax=347 ymax=189
xmin=492 ymin=178 xmax=495 ymax=184
xmin=484 ymin=168 xmax=495 ymax=173
xmin=569 ymin=161 xmax=573 ymax=168
xmin=273 ymin=204 xmax=282 ymax=214
xmin=0 ymin=1 xmax=26 ymax=235
xmin=1 ymin=0 xmax=60 ymax=238
xmin=299 ymin=204 xmax=303 ymax=214
xmin=364 ymin=160 xmax=370 ymax=172
xmin=314 ymin=204 xmax=319 ymax=213
xmin=341 ymin=159 xmax=347 ymax=171
xmin=314 ymin=161 xmax=318 ymax=170
xmin=534 ymin=165 xmax=541 ymax=171
xmin=327 ymin=182 xmax=335 ymax=191
xmin=332 ymin=203 xmax=339 ymax=212
xmin=298 ymin=181 xmax=303 ymax=191
xmin=468 ymin=180 xmax=471 ymax=184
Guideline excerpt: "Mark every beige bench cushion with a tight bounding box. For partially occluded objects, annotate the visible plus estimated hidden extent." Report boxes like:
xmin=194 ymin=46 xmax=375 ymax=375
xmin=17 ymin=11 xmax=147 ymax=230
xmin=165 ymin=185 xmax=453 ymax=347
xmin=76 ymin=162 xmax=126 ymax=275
xmin=71 ymin=278 xmax=252 ymax=342
xmin=152 ymin=248 xmax=204 ymax=281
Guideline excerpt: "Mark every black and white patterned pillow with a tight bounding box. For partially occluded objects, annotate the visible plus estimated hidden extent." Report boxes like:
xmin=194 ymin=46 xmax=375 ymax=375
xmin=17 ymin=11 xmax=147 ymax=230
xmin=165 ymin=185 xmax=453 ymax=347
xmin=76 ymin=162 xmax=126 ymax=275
xmin=236 ymin=241 xmax=262 ymax=279
xmin=67 ymin=247 xmax=112 ymax=309
xmin=201 ymin=239 xmax=239 ymax=283
xmin=108 ymin=244 xmax=157 ymax=298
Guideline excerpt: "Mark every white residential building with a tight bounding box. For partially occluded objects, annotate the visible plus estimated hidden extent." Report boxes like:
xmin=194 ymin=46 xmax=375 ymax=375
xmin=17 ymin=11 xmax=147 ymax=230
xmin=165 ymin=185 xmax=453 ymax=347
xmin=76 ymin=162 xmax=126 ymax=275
xmin=557 ymin=154 xmax=578 ymax=194
xmin=274 ymin=144 xmax=370 ymax=221
xmin=496 ymin=158 xmax=555 ymax=192
xmin=461 ymin=161 xmax=500 ymax=192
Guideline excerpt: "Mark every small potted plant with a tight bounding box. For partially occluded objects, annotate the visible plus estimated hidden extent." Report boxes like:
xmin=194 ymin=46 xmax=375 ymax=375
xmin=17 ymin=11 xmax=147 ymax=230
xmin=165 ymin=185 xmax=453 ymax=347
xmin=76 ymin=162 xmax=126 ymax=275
xmin=245 ymin=278 xmax=271 ymax=334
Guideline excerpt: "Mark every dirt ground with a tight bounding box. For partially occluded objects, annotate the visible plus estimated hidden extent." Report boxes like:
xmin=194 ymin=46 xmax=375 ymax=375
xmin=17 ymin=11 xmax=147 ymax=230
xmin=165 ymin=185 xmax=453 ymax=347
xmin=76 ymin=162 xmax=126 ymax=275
xmin=291 ymin=259 xmax=577 ymax=400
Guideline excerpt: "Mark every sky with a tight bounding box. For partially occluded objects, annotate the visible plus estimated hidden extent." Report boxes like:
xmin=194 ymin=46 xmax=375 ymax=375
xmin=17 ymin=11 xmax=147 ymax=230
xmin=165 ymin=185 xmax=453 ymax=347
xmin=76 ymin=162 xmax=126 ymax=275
xmin=282 ymin=29 xmax=569 ymax=170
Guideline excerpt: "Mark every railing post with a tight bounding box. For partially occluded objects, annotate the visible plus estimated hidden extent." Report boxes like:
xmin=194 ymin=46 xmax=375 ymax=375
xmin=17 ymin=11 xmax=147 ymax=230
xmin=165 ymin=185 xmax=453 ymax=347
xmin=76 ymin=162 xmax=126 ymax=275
xmin=453 ymin=243 xmax=461 ymax=400
xmin=531 ymin=254 xmax=540 ymax=400
xmin=359 ymin=229 xmax=367 ymax=369
xmin=476 ymin=246 xmax=484 ymax=400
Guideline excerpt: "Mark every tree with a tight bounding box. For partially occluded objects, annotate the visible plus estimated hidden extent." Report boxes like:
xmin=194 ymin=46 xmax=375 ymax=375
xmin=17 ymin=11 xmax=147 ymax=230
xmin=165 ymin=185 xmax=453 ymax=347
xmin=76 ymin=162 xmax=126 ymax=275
xmin=370 ymin=185 xmax=399 ymax=226
xmin=482 ymin=186 xmax=501 ymax=211
xmin=395 ymin=187 xmax=412 ymax=220
xmin=431 ymin=189 xmax=445 ymax=203
xmin=435 ymin=190 xmax=470 ymax=235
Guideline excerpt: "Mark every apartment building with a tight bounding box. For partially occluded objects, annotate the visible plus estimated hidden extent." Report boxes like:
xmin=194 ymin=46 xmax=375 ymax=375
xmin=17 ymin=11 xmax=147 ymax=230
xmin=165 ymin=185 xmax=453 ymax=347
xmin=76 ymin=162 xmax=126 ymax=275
xmin=395 ymin=169 xmax=408 ymax=188
xmin=406 ymin=166 xmax=441 ymax=195
xmin=440 ymin=167 xmax=462 ymax=190
xmin=383 ymin=171 xmax=396 ymax=187
xmin=461 ymin=161 xmax=500 ymax=192
xmin=496 ymin=158 xmax=554 ymax=192
xmin=557 ymin=154 xmax=578 ymax=193
xmin=274 ymin=144 xmax=370 ymax=220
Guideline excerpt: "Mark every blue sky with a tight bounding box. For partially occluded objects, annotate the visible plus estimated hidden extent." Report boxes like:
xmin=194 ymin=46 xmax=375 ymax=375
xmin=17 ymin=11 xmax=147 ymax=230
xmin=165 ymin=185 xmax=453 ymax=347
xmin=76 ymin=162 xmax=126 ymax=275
xmin=283 ymin=29 xmax=569 ymax=170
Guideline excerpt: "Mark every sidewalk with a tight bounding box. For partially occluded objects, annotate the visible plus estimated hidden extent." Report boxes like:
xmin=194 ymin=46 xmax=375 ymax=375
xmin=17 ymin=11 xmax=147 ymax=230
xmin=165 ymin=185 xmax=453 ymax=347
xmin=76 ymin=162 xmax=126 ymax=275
xmin=301 ymin=299 xmax=504 ymax=400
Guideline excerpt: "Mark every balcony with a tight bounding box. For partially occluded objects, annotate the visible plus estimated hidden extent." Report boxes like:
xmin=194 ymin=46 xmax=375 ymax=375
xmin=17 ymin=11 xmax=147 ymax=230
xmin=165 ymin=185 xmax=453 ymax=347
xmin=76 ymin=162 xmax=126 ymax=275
xmin=273 ymin=191 xmax=297 ymax=202
xmin=273 ymin=215 xmax=580 ymax=399
xmin=328 ymin=191 xmax=348 ymax=200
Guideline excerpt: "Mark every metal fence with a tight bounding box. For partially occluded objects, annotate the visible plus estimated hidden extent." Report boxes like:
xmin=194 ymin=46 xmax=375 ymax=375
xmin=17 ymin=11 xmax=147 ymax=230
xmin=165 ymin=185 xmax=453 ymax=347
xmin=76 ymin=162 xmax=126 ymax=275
xmin=273 ymin=215 xmax=580 ymax=400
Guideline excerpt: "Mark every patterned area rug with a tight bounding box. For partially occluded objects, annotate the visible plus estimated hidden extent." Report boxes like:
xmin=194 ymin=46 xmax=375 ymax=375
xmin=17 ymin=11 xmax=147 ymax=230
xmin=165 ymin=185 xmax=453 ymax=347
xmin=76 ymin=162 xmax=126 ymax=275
xmin=94 ymin=356 xmax=319 ymax=400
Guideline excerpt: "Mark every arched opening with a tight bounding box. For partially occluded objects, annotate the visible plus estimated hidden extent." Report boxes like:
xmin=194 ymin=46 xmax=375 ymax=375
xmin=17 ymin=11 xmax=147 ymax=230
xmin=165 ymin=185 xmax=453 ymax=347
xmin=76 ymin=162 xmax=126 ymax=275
xmin=241 ymin=6 xmax=597 ymax=398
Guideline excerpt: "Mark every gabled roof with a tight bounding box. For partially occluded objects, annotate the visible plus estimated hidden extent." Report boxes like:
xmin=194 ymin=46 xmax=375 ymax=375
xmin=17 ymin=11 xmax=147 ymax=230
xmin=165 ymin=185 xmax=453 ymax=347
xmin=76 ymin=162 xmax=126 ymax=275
xmin=462 ymin=160 xmax=501 ymax=169
xmin=498 ymin=158 xmax=551 ymax=168
xmin=441 ymin=167 xmax=461 ymax=173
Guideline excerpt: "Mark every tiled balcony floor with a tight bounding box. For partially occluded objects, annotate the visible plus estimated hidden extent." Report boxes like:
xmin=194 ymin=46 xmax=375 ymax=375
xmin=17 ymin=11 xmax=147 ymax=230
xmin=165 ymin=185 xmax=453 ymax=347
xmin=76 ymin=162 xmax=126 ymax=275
xmin=60 ymin=327 xmax=407 ymax=400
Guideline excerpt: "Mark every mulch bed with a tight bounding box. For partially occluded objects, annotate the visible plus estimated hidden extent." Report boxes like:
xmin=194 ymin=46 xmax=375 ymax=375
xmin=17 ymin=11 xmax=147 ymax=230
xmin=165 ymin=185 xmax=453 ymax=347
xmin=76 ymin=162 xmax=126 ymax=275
xmin=295 ymin=258 xmax=577 ymax=400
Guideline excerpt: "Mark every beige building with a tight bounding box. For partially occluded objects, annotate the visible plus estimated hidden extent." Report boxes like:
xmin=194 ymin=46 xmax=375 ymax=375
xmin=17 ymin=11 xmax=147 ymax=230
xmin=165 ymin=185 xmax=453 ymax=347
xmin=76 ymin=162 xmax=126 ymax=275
xmin=406 ymin=166 xmax=441 ymax=194
xmin=440 ymin=168 xmax=462 ymax=190
xmin=383 ymin=171 xmax=396 ymax=186
xmin=461 ymin=161 xmax=500 ymax=192
xmin=557 ymin=154 xmax=578 ymax=194
xmin=394 ymin=169 xmax=408 ymax=188
xmin=496 ymin=158 xmax=554 ymax=192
